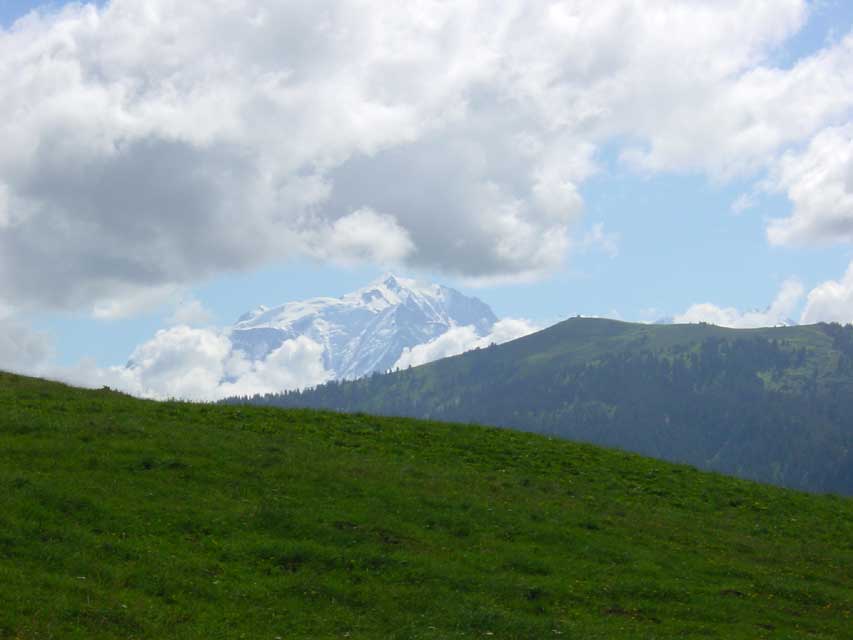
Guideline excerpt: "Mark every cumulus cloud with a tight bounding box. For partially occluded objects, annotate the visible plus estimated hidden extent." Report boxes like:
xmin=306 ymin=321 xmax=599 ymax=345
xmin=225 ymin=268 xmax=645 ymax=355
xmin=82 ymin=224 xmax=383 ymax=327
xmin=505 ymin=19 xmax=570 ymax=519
xmin=394 ymin=317 xmax=539 ymax=369
xmin=114 ymin=326 xmax=233 ymax=400
xmin=768 ymin=125 xmax=853 ymax=246
xmin=580 ymin=222 xmax=620 ymax=258
xmin=311 ymin=207 xmax=415 ymax=266
xmin=674 ymin=279 xmax=805 ymax=328
xmin=673 ymin=262 xmax=853 ymax=328
xmin=0 ymin=318 xmax=54 ymax=374
xmin=167 ymin=297 xmax=214 ymax=327
xmin=1 ymin=1 xmax=851 ymax=312
xmin=59 ymin=326 xmax=331 ymax=401
xmin=218 ymin=336 xmax=331 ymax=398
xmin=92 ymin=285 xmax=182 ymax=320
xmin=619 ymin=27 xmax=853 ymax=179
xmin=800 ymin=261 xmax=853 ymax=324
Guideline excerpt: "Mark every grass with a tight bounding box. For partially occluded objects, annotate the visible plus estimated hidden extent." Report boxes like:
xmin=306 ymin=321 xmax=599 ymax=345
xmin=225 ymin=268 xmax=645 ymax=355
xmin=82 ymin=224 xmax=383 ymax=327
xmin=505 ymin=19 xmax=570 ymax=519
xmin=0 ymin=371 xmax=851 ymax=639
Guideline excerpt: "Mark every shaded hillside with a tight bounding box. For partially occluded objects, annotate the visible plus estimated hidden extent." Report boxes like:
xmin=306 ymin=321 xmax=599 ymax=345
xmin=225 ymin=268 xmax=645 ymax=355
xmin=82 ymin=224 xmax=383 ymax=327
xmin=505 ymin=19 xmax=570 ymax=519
xmin=1 ymin=372 xmax=851 ymax=639
xmin=233 ymin=318 xmax=853 ymax=495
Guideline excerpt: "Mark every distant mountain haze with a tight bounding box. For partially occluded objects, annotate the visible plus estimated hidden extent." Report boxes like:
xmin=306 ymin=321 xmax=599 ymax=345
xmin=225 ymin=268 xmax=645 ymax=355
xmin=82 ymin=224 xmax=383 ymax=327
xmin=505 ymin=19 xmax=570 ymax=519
xmin=231 ymin=318 xmax=853 ymax=495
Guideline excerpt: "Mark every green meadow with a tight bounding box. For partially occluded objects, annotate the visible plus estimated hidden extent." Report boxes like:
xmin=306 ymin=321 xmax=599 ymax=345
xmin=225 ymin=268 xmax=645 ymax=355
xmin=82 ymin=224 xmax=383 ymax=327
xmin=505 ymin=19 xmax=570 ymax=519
xmin=1 ymin=372 xmax=851 ymax=638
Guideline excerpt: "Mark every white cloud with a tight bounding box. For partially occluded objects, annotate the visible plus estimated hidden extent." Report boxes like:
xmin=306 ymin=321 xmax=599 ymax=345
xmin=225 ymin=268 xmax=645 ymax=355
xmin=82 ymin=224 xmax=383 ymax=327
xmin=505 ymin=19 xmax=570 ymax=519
xmin=58 ymin=326 xmax=331 ymax=401
xmin=675 ymin=262 xmax=853 ymax=328
xmin=0 ymin=318 xmax=54 ymax=374
xmin=0 ymin=183 xmax=10 ymax=228
xmin=311 ymin=207 xmax=415 ymax=266
xmin=394 ymin=317 xmax=539 ymax=369
xmin=2 ymin=1 xmax=852 ymax=311
xmin=731 ymin=192 xmax=758 ymax=215
xmin=674 ymin=279 xmax=805 ymax=328
xmin=615 ymin=23 xmax=853 ymax=180
xmin=767 ymin=124 xmax=853 ymax=246
xmin=167 ymin=297 xmax=213 ymax=326
xmin=800 ymin=261 xmax=853 ymax=324
xmin=486 ymin=317 xmax=540 ymax=344
xmin=115 ymin=326 xmax=232 ymax=400
xmin=92 ymin=285 xmax=182 ymax=320
xmin=395 ymin=325 xmax=481 ymax=369
xmin=580 ymin=222 xmax=620 ymax=258
xmin=219 ymin=336 xmax=331 ymax=398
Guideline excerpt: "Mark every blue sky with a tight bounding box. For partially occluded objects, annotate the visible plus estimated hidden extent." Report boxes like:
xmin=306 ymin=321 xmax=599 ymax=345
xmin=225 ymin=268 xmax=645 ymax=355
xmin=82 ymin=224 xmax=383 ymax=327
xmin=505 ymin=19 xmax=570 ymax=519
xmin=2 ymin=1 xmax=853 ymax=396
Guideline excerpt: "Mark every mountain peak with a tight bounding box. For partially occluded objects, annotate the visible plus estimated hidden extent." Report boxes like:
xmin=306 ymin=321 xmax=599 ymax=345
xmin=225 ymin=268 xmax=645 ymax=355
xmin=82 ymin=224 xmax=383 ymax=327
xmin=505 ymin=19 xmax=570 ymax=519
xmin=230 ymin=275 xmax=497 ymax=379
xmin=355 ymin=273 xmax=438 ymax=305
xmin=380 ymin=273 xmax=401 ymax=288
xmin=236 ymin=304 xmax=270 ymax=324
xmin=370 ymin=272 xmax=417 ymax=292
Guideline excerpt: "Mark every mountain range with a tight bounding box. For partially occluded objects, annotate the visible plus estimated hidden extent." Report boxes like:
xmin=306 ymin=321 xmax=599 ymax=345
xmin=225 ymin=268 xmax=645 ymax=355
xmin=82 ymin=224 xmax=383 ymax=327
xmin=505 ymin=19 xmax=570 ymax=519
xmin=231 ymin=317 xmax=853 ymax=495
xmin=230 ymin=274 xmax=497 ymax=380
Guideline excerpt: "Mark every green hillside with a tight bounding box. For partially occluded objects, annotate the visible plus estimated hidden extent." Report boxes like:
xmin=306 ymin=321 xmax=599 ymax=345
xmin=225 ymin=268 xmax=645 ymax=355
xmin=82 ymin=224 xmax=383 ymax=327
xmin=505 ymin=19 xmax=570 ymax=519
xmin=1 ymin=372 xmax=851 ymax=639
xmin=244 ymin=318 xmax=853 ymax=495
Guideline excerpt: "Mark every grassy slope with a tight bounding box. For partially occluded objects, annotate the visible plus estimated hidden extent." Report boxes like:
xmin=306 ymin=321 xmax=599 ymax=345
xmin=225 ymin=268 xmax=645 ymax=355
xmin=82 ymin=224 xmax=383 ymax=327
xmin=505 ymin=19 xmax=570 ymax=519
xmin=1 ymin=372 xmax=851 ymax=639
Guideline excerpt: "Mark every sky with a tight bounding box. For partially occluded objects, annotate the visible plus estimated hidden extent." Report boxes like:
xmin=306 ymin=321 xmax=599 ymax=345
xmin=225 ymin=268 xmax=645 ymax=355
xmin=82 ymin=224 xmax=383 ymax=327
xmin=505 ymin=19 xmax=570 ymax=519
xmin=2 ymin=0 xmax=853 ymax=398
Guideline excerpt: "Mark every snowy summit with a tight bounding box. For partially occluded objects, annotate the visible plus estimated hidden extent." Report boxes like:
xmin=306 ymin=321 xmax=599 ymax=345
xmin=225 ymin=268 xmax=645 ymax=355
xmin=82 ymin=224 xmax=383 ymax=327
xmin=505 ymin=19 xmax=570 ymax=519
xmin=231 ymin=275 xmax=497 ymax=380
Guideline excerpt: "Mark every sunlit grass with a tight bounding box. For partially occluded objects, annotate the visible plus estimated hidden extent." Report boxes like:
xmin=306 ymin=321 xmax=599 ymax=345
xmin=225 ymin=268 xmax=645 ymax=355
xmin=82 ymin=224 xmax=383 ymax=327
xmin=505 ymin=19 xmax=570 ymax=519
xmin=1 ymin=372 xmax=850 ymax=638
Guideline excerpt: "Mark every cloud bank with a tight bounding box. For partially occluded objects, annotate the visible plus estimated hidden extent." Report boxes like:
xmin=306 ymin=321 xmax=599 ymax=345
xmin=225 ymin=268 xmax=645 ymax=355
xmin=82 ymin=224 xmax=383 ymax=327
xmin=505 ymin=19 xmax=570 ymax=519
xmin=394 ymin=318 xmax=539 ymax=369
xmin=674 ymin=264 xmax=853 ymax=329
xmin=1 ymin=1 xmax=852 ymax=316
xmin=801 ymin=262 xmax=853 ymax=325
xmin=674 ymin=279 xmax=805 ymax=328
xmin=32 ymin=326 xmax=332 ymax=402
xmin=3 ymin=315 xmax=536 ymax=401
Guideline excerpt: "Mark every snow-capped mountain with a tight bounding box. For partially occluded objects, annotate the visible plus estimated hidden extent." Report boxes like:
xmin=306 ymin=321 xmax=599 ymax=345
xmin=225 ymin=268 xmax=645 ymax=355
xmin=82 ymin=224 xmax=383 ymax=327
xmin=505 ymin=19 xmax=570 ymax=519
xmin=230 ymin=275 xmax=497 ymax=380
